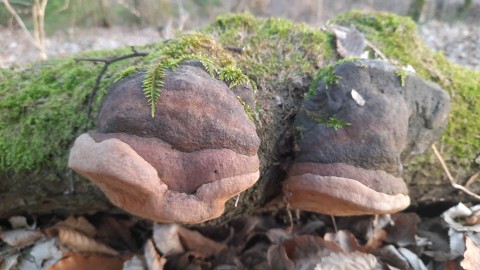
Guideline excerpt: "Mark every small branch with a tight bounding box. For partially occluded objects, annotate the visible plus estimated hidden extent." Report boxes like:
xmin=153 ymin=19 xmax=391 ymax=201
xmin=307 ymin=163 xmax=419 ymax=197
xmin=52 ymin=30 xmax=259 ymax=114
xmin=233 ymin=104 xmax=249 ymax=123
xmin=2 ymin=0 xmax=38 ymax=48
xmin=224 ymin=46 xmax=244 ymax=53
xmin=365 ymin=40 xmax=388 ymax=61
xmin=74 ymin=47 xmax=148 ymax=118
xmin=431 ymin=144 xmax=480 ymax=200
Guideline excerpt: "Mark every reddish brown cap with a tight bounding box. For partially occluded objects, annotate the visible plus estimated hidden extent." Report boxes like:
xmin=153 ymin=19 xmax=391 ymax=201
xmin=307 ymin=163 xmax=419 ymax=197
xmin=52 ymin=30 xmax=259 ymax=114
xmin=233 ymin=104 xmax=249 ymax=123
xmin=69 ymin=133 xmax=259 ymax=223
xmin=283 ymin=163 xmax=410 ymax=216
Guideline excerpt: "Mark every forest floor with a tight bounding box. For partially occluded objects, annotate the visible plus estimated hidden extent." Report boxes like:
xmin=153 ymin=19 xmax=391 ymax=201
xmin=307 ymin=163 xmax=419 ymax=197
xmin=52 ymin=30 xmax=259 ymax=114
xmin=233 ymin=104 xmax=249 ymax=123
xmin=1 ymin=20 xmax=480 ymax=270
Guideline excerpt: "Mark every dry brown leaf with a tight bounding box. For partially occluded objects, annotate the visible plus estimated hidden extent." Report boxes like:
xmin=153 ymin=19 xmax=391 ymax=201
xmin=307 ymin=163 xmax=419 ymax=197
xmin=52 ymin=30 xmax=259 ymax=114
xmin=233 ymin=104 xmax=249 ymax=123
xmin=314 ymin=251 xmax=380 ymax=270
xmin=8 ymin=216 xmax=34 ymax=229
xmin=54 ymin=216 xmax=96 ymax=237
xmin=379 ymin=245 xmax=411 ymax=270
xmin=333 ymin=26 xmax=366 ymax=58
xmin=282 ymin=235 xmax=342 ymax=267
xmin=54 ymin=227 xmax=118 ymax=255
xmin=47 ymin=253 xmax=128 ymax=270
xmin=267 ymin=244 xmax=295 ymax=270
xmin=17 ymin=238 xmax=63 ymax=269
xmin=266 ymin=228 xmax=292 ymax=245
xmin=386 ymin=213 xmax=421 ymax=247
xmin=144 ymin=239 xmax=166 ymax=270
xmin=177 ymin=226 xmax=226 ymax=257
xmin=461 ymin=234 xmax=480 ymax=270
xmin=324 ymin=230 xmax=364 ymax=253
xmin=0 ymin=253 xmax=19 ymax=270
xmin=364 ymin=228 xmax=387 ymax=252
xmin=122 ymin=255 xmax=147 ymax=270
xmin=95 ymin=216 xmax=137 ymax=251
xmin=0 ymin=229 xmax=44 ymax=247
xmin=465 ymin=215 xmax=480 ymax=226
xmin=152 ymin=224 xmax=184 ymax=256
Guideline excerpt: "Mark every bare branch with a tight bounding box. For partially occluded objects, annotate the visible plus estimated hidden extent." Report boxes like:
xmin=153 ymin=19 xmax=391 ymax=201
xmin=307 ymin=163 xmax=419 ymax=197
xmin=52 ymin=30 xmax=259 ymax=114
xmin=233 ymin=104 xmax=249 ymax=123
xmin=74 ymin=48 xmax=148 ymax=118
xmin=431 ymin=144 xmax=480 ymax=201
xmin=2 ymin=0 xmax=38 ymax=48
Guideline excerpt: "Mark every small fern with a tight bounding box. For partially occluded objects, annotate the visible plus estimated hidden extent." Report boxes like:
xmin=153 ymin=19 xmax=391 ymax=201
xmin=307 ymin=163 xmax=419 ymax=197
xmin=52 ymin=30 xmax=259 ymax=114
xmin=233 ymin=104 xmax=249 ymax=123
xmin=219 ymin=65 xmax=250 ymax=88
xmin=143 ymin=64 xmax=165 ymax=118
xmin=140 ymin=33 xmax=253 ymax=118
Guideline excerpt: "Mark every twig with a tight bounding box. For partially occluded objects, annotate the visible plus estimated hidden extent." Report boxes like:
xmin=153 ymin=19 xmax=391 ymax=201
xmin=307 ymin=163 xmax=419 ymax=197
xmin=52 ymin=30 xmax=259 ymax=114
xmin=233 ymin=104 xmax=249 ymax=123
xmin=364 ymin=40 xmax=388 ymax=61
xmin=465 ymin=171 xmax=480 ymax=189
xmin=431 ymin=144 xmax=480 ymax=200
xmin=2 ymin=0 xmax=38 ymax=48
xmin=74 ymin=47 xmax=148 ymax=118
xmin=224 ymin=46 xmax=244 ymax=53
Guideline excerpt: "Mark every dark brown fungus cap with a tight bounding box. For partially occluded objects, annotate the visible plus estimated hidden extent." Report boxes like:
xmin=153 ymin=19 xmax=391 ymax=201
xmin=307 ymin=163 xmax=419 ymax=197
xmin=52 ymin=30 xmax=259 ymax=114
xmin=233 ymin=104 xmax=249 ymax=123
xmin=69 ymin=62 xmax=260 ymax=223
xmin=284 ymin=60 xmax=450 ymax=216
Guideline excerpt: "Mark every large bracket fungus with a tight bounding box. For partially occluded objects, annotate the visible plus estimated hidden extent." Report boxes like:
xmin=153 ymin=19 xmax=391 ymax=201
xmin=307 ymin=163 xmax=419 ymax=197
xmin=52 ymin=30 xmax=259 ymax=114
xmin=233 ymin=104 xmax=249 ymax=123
xmin=284 ymin=60 xmax=450 ymax=216
xmin=69 ymin=62 xmax=260 ymax=223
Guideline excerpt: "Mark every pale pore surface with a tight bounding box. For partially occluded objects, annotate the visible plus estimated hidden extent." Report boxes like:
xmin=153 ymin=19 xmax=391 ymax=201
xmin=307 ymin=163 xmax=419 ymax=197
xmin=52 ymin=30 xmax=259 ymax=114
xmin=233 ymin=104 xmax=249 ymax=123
xmin=69 ymin=133 xmax=260 ymax=223
xmin=284 ymin=174 xmax=410 ymax=216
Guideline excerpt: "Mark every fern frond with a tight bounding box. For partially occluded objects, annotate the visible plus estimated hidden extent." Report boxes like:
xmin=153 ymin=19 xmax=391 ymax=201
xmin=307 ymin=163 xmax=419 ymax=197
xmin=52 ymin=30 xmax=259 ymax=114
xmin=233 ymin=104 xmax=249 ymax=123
xmin=143 ymin=64 xmax=165 ymax=118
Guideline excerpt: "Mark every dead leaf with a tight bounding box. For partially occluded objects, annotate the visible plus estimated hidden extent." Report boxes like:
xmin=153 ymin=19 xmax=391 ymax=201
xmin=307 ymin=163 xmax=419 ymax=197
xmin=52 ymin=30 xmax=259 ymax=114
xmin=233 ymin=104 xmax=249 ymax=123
xmin=465 ymin=215 xmax=480 ymax=226
xmin=448 ymin=228 xmax=466 ymax=257
xmin=267 ymin=244 xmax=295 ymax=270
xmin=313 ymin=251 xmax=380 ymax=270
xmin=17 ymin=238 xmax=63 ymax=269
xmin=364 ymin=228 xmax=387 ymax=252
xmin=8 ymin=216 xmax=34 ymax=229
xmin=49 ymin=227 xmax=118 ymax=255
xmin=152 ymin=224 xmax=184 ymax=256
xmin=177 ymin=226 xmax=226 ymax=257
xmin=324 ymin=230 xmax=364 ymax=253
xmin=351 ymin=89 xmax=365 ymax=106
xmin=0 ymin=254 xmax=19 ymax=270
xmin=122 ymin=255 xmax=147 ymax=270
xmin=379 ymin=245 xmax=412 ymax=270
xmin=0 ymin=229 xmax=44 ymax=247
xmin=47 ymin=253 xmax=128 ymax=270
xmin=386 ymin=213 xmax=421 ymax=247
xmin=266 ymin=228 xmax=292 ymax=244
xmin=442 ymin=203 xmax=480 ymax=232
xmin=95 ymin=216 xmax=137 ymax=251
xmin=144 ymin=239 xmax=166 ymax=270
xmin=398 ymin=247 xmax=428 ymax=270
xmin=54 ymin=216 xmax=96 ymax=237
xmin=333 ymin=26 xmax=367 ymax=58
xmin=461 ymin=233 xmax=480 ymax=270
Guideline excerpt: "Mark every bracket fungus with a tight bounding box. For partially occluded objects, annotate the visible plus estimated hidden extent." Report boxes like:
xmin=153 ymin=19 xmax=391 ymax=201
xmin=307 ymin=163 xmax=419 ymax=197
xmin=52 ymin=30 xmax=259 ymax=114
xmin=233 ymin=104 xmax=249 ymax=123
xmin=69 ymin=62 xmax=260 ymax=223
xmin=284 ymin=60 xmax=450 ymax=216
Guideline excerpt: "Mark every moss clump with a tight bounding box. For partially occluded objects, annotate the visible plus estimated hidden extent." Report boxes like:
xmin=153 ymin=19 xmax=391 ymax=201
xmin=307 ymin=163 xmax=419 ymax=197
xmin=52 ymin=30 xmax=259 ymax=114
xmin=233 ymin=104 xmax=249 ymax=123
xmin=395 ymin=68 xmax=408 ymax=87
xmin=207 ymin=13 xmax=335 ymax=93
xmin=306 ymin=110 xmax=351 ymax=130
xmin=334 ymin=10 xmax=480 ymax=169
xmin=308 ymin=57 xmax=360 ymax=97
xmin=140 ymin=33 xmax=252 ymax=117
xmin=0 ymin=46 xmax=150 ymax=172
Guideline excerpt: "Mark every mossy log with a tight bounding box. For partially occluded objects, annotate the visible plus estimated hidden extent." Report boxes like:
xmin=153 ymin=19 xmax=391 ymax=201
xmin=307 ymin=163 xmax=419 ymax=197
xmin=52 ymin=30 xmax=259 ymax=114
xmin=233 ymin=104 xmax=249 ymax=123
xmin=1 ymin=11 xmax=479 ymax=222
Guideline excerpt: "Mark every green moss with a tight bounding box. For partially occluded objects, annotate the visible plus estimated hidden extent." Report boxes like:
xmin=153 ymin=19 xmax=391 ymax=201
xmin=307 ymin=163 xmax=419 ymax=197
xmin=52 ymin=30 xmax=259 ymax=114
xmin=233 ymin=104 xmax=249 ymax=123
xmin=308 ymin=57 xmax=360 ymax=96
xmin=0 ymin=46 xmax=149 ymax=172
xmin=207 ymin=13 xmax=334 ymax=93
xmin=306 ymin=110 xmax=351 ymax=130
xmin=2 ymin=11 xmax=477 ymax=181
xmin=334 ymin=10 xmax=480 ymax=167
xmin=395 ymin=67 xmax=408 ymax=87
xmin=131 ymin=33 xmax=252 ymax=117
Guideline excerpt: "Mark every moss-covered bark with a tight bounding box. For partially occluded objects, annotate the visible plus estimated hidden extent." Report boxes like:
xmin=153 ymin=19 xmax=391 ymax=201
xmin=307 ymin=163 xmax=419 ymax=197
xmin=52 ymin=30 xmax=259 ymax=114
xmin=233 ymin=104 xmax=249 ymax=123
xmin=1 ymin=11 xmax=478 ymax=221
